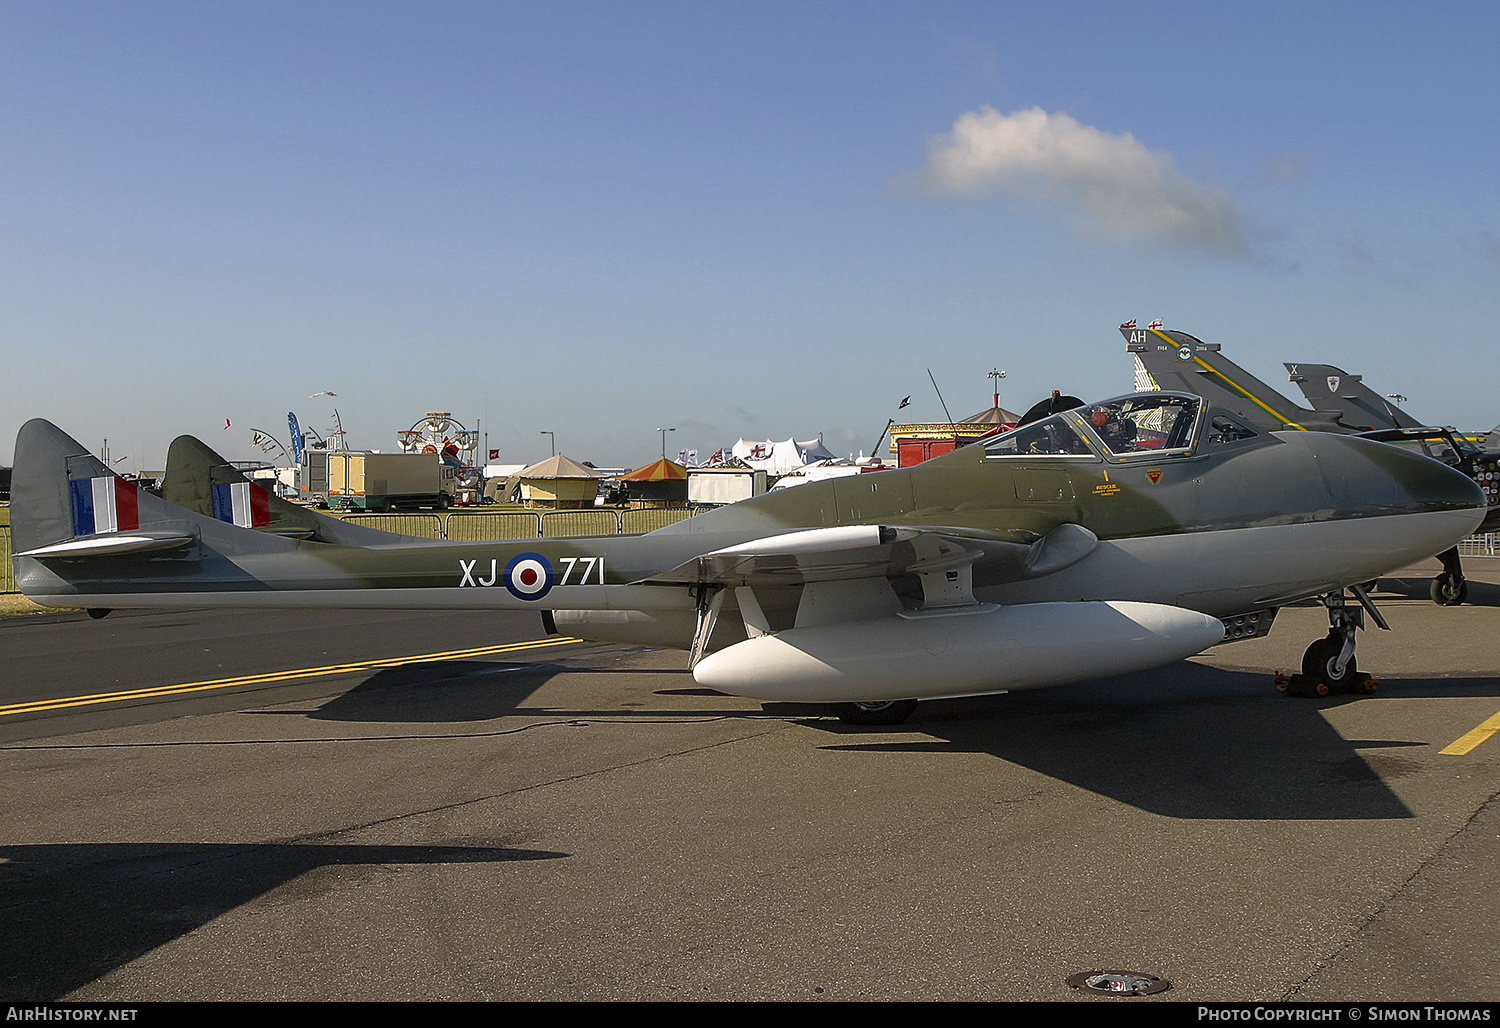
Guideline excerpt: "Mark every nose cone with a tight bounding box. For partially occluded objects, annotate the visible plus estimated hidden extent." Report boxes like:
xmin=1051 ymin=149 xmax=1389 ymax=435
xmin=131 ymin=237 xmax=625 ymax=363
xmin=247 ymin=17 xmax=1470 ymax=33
xmin=1297 ymin=433 xmax=1487 ymax=551
xmin=1317 ymin=433 xmax=1485 ymax=514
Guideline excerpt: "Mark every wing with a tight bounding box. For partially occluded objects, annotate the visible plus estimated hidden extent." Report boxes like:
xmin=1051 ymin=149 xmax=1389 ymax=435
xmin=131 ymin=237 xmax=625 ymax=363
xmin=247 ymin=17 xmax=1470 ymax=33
xmin=641 ymin=521 xmax=1098 ymax=600
xmin=630 ymin=520 xmax=1100 ymax=670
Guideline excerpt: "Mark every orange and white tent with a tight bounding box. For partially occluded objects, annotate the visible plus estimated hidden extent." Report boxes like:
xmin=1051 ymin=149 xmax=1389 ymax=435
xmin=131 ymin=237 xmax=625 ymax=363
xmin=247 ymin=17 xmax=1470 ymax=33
xmin=619 ymin=458 xmax=688 ymax=482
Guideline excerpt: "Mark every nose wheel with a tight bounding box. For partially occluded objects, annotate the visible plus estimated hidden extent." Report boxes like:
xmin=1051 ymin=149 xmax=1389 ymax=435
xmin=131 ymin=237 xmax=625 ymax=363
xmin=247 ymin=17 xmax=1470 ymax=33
xmin=1431 ymin=547 xmax=1468 ymax=606
xmin=1431 ymin=573 xmax=1468 ymax=606
xmin=1282 ymin=588 xmax=1387 ymax=697
xmin=1299 ymin=634 xmax=1361 ymax=693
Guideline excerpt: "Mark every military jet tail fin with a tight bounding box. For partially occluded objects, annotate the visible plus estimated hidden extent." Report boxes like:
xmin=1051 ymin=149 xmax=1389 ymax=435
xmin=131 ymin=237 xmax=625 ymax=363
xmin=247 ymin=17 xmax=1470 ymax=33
xmin=162 ymin=434 xmax=408 ymax=545
xmin=10 ymin=420 xmax=310 ymax=603
xmin=1121 ymin=326 xmax=1343 ymax=434
xmin=1282 ymin=362 xmax=1426 ymax=432
xmin=10 ymin=419 xmax=193 ymax=557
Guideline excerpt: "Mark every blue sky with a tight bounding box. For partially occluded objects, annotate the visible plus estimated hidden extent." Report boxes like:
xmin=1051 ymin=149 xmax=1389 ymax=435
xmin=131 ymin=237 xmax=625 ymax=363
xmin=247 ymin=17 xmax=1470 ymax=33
xmin=4 ymin=0 xmax=1498 ymax=472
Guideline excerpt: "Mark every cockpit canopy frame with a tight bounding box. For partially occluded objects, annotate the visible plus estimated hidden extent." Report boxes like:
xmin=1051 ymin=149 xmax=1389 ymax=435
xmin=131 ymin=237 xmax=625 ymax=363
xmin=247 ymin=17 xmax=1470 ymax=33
xmin=984 ymin=392 xmax=1220 ymax=463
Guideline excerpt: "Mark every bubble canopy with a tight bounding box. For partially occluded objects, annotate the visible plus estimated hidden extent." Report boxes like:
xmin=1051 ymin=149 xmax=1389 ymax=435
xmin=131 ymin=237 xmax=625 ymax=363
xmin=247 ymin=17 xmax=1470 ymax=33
xmin=984 ymin=392 xmax=1210 ymax=460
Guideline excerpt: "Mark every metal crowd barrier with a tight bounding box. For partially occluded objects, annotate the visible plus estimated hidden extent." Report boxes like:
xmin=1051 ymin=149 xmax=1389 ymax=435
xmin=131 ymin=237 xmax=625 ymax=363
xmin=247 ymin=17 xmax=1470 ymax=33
xmin=1458 ymin=532 xmax=1499 ymax=557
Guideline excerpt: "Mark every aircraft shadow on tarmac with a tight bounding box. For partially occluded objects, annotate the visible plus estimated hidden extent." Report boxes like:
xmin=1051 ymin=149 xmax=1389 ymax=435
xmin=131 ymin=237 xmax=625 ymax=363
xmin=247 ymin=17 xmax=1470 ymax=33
xmin=0 ymin=840 xmax=565 ymax=1001
xmin=289 ymin=659 xmax=573 ymax=723
xmin=293 ymin=658 xmax=779 ymax=724
xmin=804 ymin=660 xmax=1500 ymax=822
xmin=293 ymin=651 xmax=1500 ymax=825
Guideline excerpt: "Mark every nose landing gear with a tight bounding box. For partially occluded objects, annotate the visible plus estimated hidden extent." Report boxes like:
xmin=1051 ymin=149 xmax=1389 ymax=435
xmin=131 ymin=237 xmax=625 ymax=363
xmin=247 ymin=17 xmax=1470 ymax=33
xmin=1282 ymin=586 xmax=1388 ymax=698
xmin=1431 ymin=547 xmax=1469 ymax=605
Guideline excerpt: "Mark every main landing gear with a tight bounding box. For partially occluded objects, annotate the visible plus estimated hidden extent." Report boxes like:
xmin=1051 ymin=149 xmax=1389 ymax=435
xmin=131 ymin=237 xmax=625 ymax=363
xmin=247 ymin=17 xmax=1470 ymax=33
xmin=1282 ymin=587 xmax=1388 ymax=698
xmin=835 ymin=699 xmax=919 ymax=726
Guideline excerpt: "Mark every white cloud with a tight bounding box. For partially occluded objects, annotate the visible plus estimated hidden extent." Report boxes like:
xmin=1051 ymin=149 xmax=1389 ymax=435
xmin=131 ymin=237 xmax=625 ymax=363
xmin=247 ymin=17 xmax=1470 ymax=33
xmin=909 ymin=106 xmax=1250 ymax=259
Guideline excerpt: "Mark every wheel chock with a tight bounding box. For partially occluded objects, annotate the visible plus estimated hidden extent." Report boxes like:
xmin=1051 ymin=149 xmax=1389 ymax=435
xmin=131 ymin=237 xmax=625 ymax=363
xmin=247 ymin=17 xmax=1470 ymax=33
xmin=1278 ymin=672 xmax=1331 ymax=698
xmin=1276 ymin=671 xmax=1377 ymax=697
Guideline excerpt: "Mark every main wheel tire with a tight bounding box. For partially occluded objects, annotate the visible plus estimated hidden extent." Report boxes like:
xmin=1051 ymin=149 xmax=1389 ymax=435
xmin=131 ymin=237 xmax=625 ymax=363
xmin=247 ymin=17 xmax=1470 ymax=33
xmin=1302 ymin=636 xmax=1358 ymax=692
xmin=836 ymin=699 xmax=918 ymax=726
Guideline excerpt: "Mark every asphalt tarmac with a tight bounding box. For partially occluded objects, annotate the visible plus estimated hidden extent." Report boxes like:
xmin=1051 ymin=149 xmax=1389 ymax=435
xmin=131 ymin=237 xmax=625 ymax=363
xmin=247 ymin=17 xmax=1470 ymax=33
xmin=2 ymin=558 xmax=1498 ymax=1003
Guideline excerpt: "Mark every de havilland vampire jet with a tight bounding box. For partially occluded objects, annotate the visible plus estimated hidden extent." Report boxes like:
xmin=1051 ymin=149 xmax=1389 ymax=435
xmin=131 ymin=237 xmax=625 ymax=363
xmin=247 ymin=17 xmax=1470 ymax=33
xmin=10 ymin=394 xmax=1486 ymax=724
xmin=1126 ymin=323 xmax=1500 ymax=605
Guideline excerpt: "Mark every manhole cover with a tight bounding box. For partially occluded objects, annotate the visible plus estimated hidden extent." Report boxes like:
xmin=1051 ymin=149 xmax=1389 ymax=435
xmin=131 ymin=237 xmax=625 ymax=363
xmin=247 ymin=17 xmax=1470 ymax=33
xmin=1066 ymin=969 xmax=1171 ymax=996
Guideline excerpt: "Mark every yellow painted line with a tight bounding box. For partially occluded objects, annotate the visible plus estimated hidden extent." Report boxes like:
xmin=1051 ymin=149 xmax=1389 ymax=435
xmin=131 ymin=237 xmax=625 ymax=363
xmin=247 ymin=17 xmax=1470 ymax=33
xmin=1148 ymin=328 xmax=1309 ymax=431
xmin=0 ymin=636 xmax=582 ymax=718
xmin=1440 ymin=709 xmax=1500 ymax=755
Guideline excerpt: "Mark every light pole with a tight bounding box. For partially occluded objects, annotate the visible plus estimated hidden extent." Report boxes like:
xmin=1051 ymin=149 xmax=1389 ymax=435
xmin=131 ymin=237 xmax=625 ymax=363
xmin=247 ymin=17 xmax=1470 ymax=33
xmin=988 ymin=368 xmax=1007 ymax=409
xmin=657 ymin=426 xmax=675 ymax=459
xmin=540 ymin=430 xmax=555 ymax=456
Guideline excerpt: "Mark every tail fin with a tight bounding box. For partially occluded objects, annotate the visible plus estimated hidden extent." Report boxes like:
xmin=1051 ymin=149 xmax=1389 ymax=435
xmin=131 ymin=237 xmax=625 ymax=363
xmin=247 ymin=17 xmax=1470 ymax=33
xmin=1283 ymin=362 xmax=1426 ymax=432
xmin=10 ymin=418 xmax=175 ymax=556
xmin=1122 ymin=326 xmax=1347 ymax=433
xmin=162 ymin=434 xmax=407 ymax=546
xmin=11 ymin=419 xmax=292 ymax=604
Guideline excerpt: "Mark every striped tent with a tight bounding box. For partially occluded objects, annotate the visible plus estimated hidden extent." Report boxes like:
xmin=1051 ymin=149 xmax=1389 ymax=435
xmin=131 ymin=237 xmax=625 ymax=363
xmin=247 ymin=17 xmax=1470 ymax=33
xmin=619 ymin=458 xmax=688 ymax=482
xmin=618 ymin=458 xmax=688 ymax=506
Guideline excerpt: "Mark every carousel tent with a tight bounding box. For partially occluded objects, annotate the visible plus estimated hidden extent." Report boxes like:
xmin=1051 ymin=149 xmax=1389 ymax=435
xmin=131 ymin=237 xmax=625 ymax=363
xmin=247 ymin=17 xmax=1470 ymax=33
xmin=959 ymin=404 xmax=1022 ymax=428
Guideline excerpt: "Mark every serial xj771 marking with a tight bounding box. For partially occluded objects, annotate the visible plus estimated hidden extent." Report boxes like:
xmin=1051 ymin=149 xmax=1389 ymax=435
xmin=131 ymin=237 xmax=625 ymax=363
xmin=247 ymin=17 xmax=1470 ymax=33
xmin=458 ymin=553 xmax=605 ymax=598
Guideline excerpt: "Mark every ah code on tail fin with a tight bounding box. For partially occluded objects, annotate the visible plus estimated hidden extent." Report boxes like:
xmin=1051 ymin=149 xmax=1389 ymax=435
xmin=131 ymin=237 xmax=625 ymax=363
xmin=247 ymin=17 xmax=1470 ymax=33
xmin=1121 ymin=326 xmax=1349 ymax=433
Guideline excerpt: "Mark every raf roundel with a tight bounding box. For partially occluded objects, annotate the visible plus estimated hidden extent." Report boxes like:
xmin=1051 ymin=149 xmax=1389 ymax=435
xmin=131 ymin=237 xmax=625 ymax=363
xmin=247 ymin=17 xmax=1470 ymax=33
xmin=504 ymin=553 xmax=554 ymax=600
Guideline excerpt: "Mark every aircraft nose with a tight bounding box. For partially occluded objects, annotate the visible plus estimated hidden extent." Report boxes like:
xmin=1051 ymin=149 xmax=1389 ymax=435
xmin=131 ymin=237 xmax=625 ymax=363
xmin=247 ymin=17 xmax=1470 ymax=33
xmin=1312 ymin=433 xmax=1487 ymax=525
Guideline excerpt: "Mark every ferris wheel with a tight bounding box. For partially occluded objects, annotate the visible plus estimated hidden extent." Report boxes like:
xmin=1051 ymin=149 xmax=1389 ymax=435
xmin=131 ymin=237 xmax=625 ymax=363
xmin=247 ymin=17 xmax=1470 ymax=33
xmin=397 ymin=412 xmax=477 ymax=463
